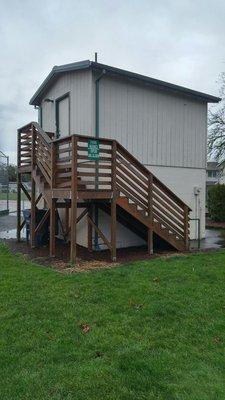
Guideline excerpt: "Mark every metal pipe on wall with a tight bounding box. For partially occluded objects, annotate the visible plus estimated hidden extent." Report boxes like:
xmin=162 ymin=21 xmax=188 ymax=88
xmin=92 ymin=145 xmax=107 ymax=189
xmin=94 ymin=69 xmax=106 ymax=250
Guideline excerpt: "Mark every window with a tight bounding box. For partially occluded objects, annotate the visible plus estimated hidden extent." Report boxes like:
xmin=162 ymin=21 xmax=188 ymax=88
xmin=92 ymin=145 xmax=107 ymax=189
xmin=208 ymin=170 xmax=218 ymax=178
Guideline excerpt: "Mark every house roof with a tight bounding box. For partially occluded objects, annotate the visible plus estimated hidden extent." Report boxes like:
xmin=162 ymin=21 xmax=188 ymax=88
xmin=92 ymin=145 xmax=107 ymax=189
xmin=30 ymin=59 xmax=221 ymax=106
xmin=207 ymin=161 xmax=220 ymax=170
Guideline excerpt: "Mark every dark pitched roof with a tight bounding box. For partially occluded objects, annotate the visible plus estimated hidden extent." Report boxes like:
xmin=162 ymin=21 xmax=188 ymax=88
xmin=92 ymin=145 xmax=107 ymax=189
xmin=30 ymin=59 xmax=221 ymax=106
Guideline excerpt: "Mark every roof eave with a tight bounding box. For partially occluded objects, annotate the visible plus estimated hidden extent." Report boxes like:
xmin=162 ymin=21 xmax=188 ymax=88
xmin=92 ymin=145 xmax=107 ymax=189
xmin=29 ymin=60 xmax=91 ymax=106
xmin=90 ymin=61 xmax=221 ymax=103
xmin=29 ymin=59 xmax=221 ymax=106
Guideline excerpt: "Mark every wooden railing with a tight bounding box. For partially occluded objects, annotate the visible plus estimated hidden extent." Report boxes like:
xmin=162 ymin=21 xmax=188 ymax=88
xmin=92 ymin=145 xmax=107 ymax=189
xmin=53 ymin=135 xmax=113 ymax=191
xmin=115 ymin=142 xmax=189 ymax=244
xmin=18 ymin=122 xmax=190 ymax=248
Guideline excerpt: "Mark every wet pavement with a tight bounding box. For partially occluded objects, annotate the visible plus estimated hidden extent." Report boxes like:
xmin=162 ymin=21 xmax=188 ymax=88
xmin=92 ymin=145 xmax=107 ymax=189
xmin=0 ymin=213 xmax=26 ymax=239
xmin=190 ymin=228 xmax=225 ymax=250
xmin=0 ymin=200 xmax=30 ymax=214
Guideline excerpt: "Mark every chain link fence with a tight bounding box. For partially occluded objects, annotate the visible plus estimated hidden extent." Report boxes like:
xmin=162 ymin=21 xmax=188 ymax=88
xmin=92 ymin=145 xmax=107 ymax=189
xmin=0 ymin=151 xmax=9 ymax=215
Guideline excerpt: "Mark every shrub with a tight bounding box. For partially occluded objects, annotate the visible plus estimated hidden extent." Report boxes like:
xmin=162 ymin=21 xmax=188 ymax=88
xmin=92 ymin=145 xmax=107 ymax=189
xmin=208 ymin=184 xmax=225 ymax=221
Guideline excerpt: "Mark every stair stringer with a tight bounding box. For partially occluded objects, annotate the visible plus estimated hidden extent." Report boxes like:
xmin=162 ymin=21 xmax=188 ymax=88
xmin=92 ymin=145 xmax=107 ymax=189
xmin=116 ymin=196 xmax=186 ymax=252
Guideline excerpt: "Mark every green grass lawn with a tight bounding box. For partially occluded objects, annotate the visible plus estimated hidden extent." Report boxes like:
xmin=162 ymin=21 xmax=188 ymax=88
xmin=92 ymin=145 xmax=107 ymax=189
xmin=1 ymin=245 xmax=225 ymax=399
xmin=0 ymin=192 xmax=27 ymax=201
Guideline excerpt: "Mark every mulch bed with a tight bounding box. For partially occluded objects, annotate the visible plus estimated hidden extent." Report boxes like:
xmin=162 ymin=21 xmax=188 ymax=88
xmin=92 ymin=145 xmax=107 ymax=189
xmin=2 ymin=236 xmax=222 ymax=273
xmin=2 ymin=238 xmax=178 ymax=273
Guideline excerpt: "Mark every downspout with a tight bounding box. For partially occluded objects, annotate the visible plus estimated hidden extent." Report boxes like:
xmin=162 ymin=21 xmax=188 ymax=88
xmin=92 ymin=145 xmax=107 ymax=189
xmin=35 ymin=105 xmax=42 ymax=128
xmin=94 ymin=69 xmax=106 ymax=250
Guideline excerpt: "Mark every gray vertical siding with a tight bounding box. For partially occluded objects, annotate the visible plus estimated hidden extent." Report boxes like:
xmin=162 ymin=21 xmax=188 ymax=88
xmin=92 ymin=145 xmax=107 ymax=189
xmin=96 ymin=75 xmax=207 ymax=169
xmin=40 ymin=69 xmax=207 ymax=170
xmin=41 ymin=69 xmax=93 ymax=136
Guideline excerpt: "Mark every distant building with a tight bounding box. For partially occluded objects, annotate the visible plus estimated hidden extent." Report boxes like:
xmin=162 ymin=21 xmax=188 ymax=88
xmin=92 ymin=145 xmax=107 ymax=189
xmin=206 ymin=161 xmax=220 ymax=202
xmin=206 ymin=160 xmax=220 ymax=185
xmin=217 ymin=160 xmax=225 ymax=185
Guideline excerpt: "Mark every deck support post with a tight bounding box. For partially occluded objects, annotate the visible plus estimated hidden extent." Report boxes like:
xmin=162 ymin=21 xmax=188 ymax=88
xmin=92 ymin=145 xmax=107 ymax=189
xmin=30 ymin=125 xmax=37 ymax=248
xmin=147 ymin=173 xmax=153 ymax=255
xmin=17 ymin=173 xmax=21 ymax=242
xmin=30 ymin=177 xmax=36 ymax=248
xmin=50 ymin=198 xmax=56 ymax=257
xmin=70 ymin=136 xmax=78 ymax=265
xmin=111 ymin=140 xmax=117 ymax=262
xmin=65 ymin=207 xmax=69 ymax=240
xmin=17 ymin=128 xmax=22 ymax=242
xmin=88 ymin=204 xmax=93 ymax=252
xmin=49 ymin=140 xmax=57 ymax=257
xmin=184 ymin=205 xmax=189 ymax=251
xmin=111 ymin=197 xmax=116 ymax=262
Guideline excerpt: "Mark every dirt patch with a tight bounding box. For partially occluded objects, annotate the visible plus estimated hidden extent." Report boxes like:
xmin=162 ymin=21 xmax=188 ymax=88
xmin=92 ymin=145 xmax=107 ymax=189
xmin=2 ymin=238 xmax=178 ymax=273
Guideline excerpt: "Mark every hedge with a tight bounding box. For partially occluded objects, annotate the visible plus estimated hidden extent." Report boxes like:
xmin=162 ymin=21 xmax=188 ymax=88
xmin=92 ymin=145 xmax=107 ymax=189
xmin=208 ymin=184 xmax=225 ymax=221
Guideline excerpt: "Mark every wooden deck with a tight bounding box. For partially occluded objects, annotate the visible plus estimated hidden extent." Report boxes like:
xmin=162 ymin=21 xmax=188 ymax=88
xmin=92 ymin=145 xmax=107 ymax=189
xmin=17 ymin=122 xmax=190 ymax=264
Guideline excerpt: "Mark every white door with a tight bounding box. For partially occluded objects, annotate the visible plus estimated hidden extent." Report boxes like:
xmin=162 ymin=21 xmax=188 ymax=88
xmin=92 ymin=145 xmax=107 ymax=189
xmin=57 ymin=95 xmax=69 ymax=137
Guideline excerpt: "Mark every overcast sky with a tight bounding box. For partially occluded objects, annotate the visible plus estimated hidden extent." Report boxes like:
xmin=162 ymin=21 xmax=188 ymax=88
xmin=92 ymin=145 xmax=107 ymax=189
xmin=0 ymin=0 xmax=224 ymax=163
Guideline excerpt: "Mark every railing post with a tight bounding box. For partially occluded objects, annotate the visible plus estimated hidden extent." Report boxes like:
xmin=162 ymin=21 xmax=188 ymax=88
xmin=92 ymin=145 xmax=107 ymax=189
xmin=147 ymin=173 xmax=153 ymax=255
xmin=87 ymin=203 xmax=93 ymax=252
xmin=17 ymin=129 xmax=21 ymax=242
xmin=30 ymin=125 xmax=36 ymax=248
xmin=49 ymin=141 xmax=57 ymax=257
xmin=51 ymin=141 xmax=57 ymax=189
xmin=70 ymin=136 xmax=78 ymax=264
xmin=111 ymin=140 xmax=117 ymax=262
xmin=184 ymin=205 xmax=189 ymax=250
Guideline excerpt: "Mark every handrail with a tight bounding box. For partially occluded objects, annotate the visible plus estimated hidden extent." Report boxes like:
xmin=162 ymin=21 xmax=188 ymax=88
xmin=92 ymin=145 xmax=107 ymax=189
xmin=32 ymin=122 xmax=52 ymax=145
xmin=116 ymin=141 xmax=191 ymax=211
xmin=53 ymin=133 xmax=114 ymax=145
xmin=18 ymin=121 xmax=53 ymax=148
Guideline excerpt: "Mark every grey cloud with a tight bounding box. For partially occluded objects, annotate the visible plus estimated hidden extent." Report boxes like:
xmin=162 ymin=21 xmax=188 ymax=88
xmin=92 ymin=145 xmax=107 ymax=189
xmin=0 ymin=0 xmax=223 ymax=162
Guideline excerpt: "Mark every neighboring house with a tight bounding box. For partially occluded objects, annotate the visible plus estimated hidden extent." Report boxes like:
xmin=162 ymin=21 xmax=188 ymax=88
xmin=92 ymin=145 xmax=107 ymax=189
xmin=206 ymin=161 xmax=220 ymax=201
xmin=27 ymin=59 xmax=220 ymax=247
xmin=218 ymin=160 xmax=225 ymax=184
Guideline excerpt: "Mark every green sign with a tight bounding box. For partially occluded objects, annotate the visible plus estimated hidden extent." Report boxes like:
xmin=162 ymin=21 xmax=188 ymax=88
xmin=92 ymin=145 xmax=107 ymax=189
xmin=88 ymin=139 xmax=99 ymax=160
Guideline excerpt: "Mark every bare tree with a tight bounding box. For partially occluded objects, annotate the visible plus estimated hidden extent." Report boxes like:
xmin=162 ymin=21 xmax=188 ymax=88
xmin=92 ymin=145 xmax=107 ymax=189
xmin=208 ymin=73 xmax=225 ymax=160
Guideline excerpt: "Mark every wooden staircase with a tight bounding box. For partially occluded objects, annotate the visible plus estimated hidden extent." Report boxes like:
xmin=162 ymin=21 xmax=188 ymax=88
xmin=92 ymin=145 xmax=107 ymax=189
xmin=17 ymin=122 xmax=190 ymax=263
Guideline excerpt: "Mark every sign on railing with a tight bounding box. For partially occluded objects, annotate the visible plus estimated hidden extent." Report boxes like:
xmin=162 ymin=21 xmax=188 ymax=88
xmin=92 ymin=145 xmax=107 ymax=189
xmin=88 ymin=139 xmax=99 ymax=160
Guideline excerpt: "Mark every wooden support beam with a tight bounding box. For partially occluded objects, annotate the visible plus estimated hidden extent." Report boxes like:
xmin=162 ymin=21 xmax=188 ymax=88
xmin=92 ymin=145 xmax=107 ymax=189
xmin=88 ymin=205 xmax=93 ymax=252
xmin=147 ymin=173 xmax=153 ymax=255
xmin=184 ymin=205 xmax=189 ymax=250
xmin=21 ymin=182 xmax=31 ymax=201
xmin=63 ymin=208 xmax=89 ymax=239
xmin=54 ymin=201 xmax=90 ymax=209
xmin=17 ymin=174 xmax=21 ymax=242
xmin=17 ymin=129 xmax=22 ymax=242
xmin=30 ymin=125 xmax=36 ymax=248
xmin=50 ymin=199 xmax=56 ymax=257
xmin=70 ymin=136 xmax=78 ymax=264
xmin=77 ymin=208 xmax=88 ymax=224
xmin=20 ymin=219 xmax=26 ymax=231
xmin=64 ymin=207 xmax=69 ymax=238
xmin=30 ymin=177 xmax=36 ymax=248
xmin=35 ymin=192 xmax=42 ymax=206
xmin=111 ymin=198 xmax=116 ymax=261
xmin=35 ymin=209 xmax=50 ymax=234
xmin=49 ymin=139 xmax=57 ymax=257
xmin=111 ymin=140 xmax=117 ymax=262
xmin=87 ymin=215 xmax=112 ymax=251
